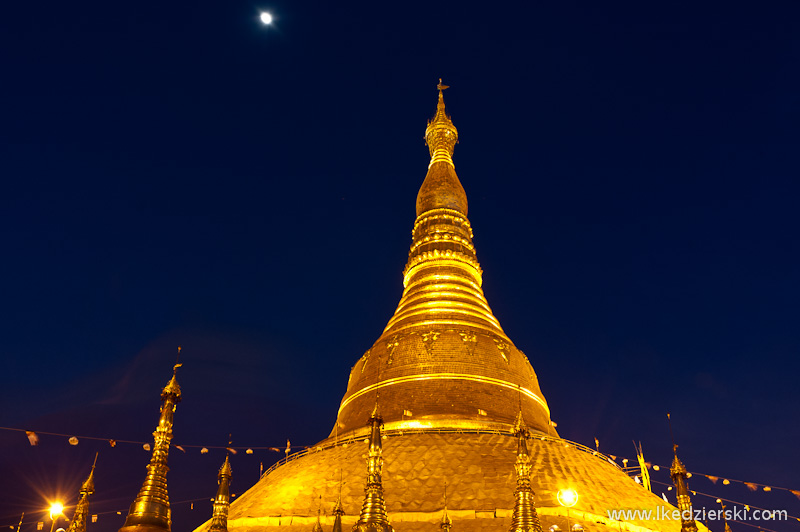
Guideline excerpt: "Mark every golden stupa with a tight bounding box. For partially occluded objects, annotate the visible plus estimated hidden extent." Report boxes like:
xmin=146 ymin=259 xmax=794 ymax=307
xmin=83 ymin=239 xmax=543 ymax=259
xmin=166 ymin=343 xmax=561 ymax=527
xmin=195 ymin=84 xmax=690 ymax=532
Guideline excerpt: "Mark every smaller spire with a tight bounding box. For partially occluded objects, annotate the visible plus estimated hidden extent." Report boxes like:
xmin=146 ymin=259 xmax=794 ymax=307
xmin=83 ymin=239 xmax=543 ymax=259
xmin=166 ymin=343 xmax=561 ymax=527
xmin=509 ymin=408 xmax=543 ymax=532
xmin=66 ymin=456 xmax=97 ymax=532
xmin=352 ymin=409 xmax=393 ymax=532
xmin=331 ymin=495 xmax=344 ymax=532
xmin=119 ymin=361 xmax=183 ymax=532
xmin=667 ymin=415 xmax=698 ymax=532
xmin=440 ymin=483 xmax=452 ymax=532
xmin=717 ymin=500 xmax=732 ymax=532
xmin=209 ymin=454 xmax=233 ymax=532
xmin=312 ymin=498 xmax=324 ymax=532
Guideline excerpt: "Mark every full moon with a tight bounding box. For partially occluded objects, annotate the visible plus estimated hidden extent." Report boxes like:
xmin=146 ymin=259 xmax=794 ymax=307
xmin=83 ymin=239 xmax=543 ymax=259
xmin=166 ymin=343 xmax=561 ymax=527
xmin=260 ymin=12 xmax=273 ymax=25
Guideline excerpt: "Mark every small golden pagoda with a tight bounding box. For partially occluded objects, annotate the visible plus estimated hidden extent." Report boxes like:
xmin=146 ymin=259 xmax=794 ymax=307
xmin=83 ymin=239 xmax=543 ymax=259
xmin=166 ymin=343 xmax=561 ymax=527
xmin=66 ymin=455 xmax=97 ymax=532
xmin=120 ymin=364 xmax=182 ymax=532
xmin=209 ymin=455 xmax=233 ymax=532
xmin=195 ymin=84 xmax=694 ymax=532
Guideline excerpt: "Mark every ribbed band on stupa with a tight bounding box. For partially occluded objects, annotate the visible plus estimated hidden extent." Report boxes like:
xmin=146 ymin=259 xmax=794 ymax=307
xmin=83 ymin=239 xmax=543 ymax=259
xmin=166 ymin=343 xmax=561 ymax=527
xmin=334 ymin=82 xmax=553 ymax=437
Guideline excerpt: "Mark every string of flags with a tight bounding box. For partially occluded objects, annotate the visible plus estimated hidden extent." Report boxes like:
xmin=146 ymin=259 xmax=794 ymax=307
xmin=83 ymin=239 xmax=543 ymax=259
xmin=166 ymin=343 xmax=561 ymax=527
xmin=588 ymin=439 xmax=800 ymax=502
xmin=4 ymin=426 xmax=309 ymax=455
xmin=650 ymin=479 xmax=800 ymax=524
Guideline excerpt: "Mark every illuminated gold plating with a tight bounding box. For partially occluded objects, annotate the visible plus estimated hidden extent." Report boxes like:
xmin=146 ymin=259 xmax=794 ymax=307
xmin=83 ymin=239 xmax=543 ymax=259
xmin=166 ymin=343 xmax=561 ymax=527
xmin=119 ymin=365 xmax=182 ymax=532
xmin=209 ymin=455 xmax=232 ymax=532
xmin=66 ymin=457 xmax=96 ymax=532
xmin=337 ymin=374 xmax=549 ymax=417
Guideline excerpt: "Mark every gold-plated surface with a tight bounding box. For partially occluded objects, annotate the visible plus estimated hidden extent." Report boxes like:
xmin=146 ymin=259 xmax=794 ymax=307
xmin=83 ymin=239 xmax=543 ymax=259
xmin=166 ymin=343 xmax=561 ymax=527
xmin=210 ymin=455 xmax=233 ymax=532
xmin=66 ymin=458 xmax=96 ymax=532
xmin=353 ymin=410 xmax=394 ymax=532
xmin=119 ymin=365 xmax=182 ymax=532
xmin=194 ymin=432 xmax=683 ymax=532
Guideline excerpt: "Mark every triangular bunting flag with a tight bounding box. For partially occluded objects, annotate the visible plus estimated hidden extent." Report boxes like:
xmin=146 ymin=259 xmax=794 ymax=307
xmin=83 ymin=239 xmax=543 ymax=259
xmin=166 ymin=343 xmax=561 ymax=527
xmin=707 ymin=475 xmax=719 ymax=484
xmin=745 ymin=482 xmax=758 ymax=492
xmin=26 ymin=431 xmax=39 ymax=446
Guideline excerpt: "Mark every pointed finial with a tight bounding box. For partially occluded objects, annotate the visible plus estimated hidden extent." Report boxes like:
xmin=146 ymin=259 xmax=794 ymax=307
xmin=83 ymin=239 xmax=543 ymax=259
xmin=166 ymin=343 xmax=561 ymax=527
xmin=120 ymin=362 xmax=182 ymax=532
xmin=210 ymin=453 xmax=233 ymax=532
xmin=425 ymin=80 xmax=459 ymax=169
xmin=440 ymin=482 xmax=452 ymax=532
xmin=668 ymin=413 xmax=678 ymax=454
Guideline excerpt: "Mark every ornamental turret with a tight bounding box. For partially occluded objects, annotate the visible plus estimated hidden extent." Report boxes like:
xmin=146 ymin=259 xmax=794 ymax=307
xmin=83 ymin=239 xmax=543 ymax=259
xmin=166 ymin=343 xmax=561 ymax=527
xmin=66 ymin=455 xmax=97 ymax=532
xmin=509 ymin=413 xmax=543 ymax=532
xmin=440 ymin=485 xmax=452 ymax=532
xmin=352 ymin=407 xmax=393 ymax=532
xmin=670 ymin=448 xmax=698 ymax=532
xmin=334 ymin=82 xmax=553 ymax=439
xmin=119 ymin=363 xmax=182 ymax=532
xmin=209 ymin=455 xmax=232 ymax=532
xmin=668 ymin=415 xmax=698 ymax=532
xmin=332 ymin=495 xmax=344 ymax=532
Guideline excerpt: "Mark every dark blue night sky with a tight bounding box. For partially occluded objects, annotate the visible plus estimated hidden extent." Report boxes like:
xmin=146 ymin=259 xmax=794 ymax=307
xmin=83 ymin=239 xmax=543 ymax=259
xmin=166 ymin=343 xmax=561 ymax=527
xmin=1 ymin=1 xmax=798 ymax=532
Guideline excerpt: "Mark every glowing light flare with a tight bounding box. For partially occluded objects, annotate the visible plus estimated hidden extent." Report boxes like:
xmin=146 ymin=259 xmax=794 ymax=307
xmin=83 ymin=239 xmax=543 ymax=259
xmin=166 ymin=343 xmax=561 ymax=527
xmin=259 ymin=12 xmax=273 ymax=24
xmin=557 ymin=488 xmax=579 ymax=508
xmin=49 ymin=503 xmax=64 ymax=520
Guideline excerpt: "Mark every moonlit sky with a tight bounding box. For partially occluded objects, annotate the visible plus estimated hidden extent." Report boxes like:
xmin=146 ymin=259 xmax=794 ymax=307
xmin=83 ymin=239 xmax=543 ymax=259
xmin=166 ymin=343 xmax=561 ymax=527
xmin=1 ymin=1 xmax=799 ymax=531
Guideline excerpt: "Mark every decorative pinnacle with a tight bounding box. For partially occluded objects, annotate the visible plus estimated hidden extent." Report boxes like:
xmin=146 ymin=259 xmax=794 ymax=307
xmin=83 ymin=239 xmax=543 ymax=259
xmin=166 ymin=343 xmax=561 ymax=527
xmin=162 ymin=350 xmax=183 ymax=402
xmin=440 ymin=483 xmax=452 ymax=532
xmin=80 ymin=453 xmax=98 ymax=495
xmin=67 ymin=458 xmax=98 ymax=532
xmin=509 ymin=417 xmax=543 ymax=532
xmin=352 ymin=411 xmax=392 ymax=532
xmin=119 ymin=363 xmax=182 ymax=532
xmin=210 ymin=454 xmax=232 ymax=532
xmin=667 ymin=415 xmax=698 ymax=532
xmin=425 ymin=79 xmax=458 ymax=168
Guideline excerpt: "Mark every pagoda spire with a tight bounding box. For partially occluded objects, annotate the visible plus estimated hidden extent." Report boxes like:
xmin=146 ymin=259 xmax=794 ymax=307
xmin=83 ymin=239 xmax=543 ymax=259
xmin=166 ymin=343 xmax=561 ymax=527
xmin=416 ymin=79 xmax=467 ymax=217
xmin=333 ymin=82 xmax=553 ymax=440
xmin=352 ymin=406 xmax=393 ymax=532
xmin=440 ymin=484 xmax=452 ymax=532
xmin=668 ymin=415 xmax=698 ymax=532
xmin=119 ymin=361 xmax=182 ymax=532
xmin=509 ymin=414 xmax=543 ymax=532
xmin=209 ymin=455 xmax=233 ymax=532
xmin=331 ymin=495 xmax=344 ymax=532
xmin=66 ymin=454 xmax=97 ymax=532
